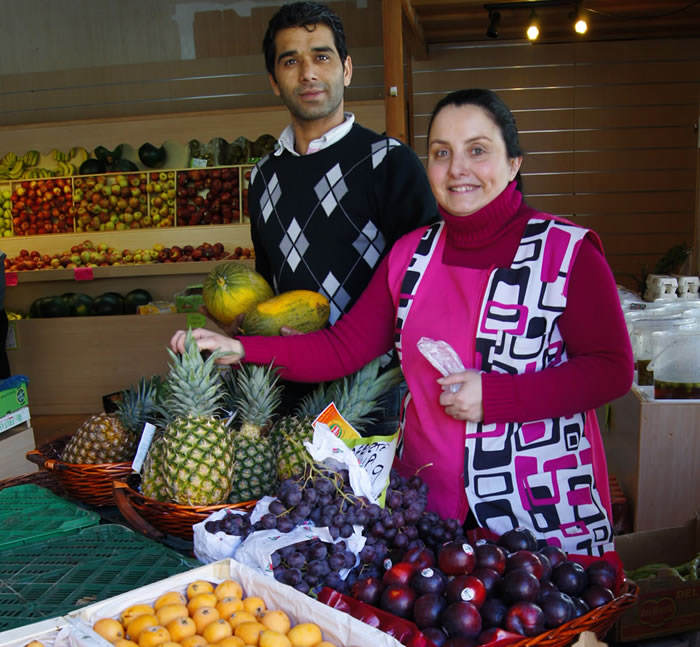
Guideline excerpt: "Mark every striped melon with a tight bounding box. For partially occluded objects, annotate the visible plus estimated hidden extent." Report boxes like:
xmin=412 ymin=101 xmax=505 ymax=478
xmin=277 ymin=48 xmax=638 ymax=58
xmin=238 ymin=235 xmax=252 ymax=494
xmin=240 ymin=290 xmax=330 ymax=336
xmin=202 ymin=262 xmax=273 ymax=325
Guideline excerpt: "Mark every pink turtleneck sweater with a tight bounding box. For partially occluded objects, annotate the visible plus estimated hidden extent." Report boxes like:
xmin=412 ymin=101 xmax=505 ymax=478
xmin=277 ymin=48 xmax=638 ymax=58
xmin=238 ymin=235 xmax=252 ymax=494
xmin=240 ymin=183 xmax=633 ymax=424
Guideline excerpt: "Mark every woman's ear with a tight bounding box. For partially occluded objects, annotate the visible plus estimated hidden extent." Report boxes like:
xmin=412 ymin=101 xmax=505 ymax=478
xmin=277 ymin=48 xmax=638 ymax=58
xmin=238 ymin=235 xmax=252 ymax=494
xmin=510 ymin=156 xmax=523 ymax=181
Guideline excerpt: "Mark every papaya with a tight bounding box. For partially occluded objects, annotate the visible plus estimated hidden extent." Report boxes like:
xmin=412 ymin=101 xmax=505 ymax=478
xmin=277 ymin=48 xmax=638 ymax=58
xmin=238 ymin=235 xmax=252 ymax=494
xmin=241 ymin=290 xmax=330 ymax=336
xmin=202 ymin=262 xmax=273 ymax=326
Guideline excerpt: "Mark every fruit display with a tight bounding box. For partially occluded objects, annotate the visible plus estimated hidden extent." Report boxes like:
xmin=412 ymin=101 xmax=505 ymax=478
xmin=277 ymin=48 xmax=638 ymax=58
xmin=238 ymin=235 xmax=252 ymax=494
xmin=202 ymin=262 xmax=274 ymax=326
xmin=61 ymin=376 xmax=161 ymax=464
xmin=28 ymin=289 xmax=152 ymax=318
xmin=0 ymin=147 xmax=88 ymax=181
xmin=89 ymin=575 xmax=340 ymax=647
xmin=3 ymin=240 xmax=246 ymax=272
xmin=240 ymin=290 xmax=331 ymax=336
xmin=147 ymin=171 xmax=177 ymax=227
xmin=11 ymin=177 xmax=75 ymax=235
xmin=1 ymin=187 xmax=12 ymax=237
xmin=626 ymin=554 xmax=700 ymax=582
xmin=176 ymin=167 xmax=241 ymax=226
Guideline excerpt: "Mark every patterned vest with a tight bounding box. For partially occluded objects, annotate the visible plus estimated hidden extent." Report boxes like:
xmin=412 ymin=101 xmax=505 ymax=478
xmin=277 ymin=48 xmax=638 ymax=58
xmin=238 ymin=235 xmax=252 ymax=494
xmin=396 ymin=219 xmax=614 ymax=555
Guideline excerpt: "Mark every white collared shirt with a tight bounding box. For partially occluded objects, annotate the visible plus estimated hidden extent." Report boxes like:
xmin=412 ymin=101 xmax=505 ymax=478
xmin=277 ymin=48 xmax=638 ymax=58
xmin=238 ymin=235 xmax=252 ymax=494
xmin=274 ymin=112 xmax=355 ymax=156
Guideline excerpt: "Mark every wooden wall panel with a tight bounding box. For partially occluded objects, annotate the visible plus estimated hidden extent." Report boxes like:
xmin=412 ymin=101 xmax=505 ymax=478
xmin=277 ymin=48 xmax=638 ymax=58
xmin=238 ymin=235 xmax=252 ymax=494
xmin=411 ymin=37 xmax=700 ymax=285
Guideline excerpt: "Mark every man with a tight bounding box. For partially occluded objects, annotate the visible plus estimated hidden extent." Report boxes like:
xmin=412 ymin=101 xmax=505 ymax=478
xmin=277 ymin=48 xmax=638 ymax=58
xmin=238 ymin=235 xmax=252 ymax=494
xmin=251 ymin=1 xmax=437 ymax=325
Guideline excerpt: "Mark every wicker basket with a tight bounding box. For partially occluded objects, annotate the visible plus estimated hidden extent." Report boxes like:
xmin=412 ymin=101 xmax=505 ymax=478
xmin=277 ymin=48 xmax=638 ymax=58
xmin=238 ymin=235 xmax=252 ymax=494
xmin=0 ymin=469 xmax=66 ymax=497
xmin=113 ymin=473 xmax=255 ymax=541
xmin=25 ymin=435 xmax=132 ymax=506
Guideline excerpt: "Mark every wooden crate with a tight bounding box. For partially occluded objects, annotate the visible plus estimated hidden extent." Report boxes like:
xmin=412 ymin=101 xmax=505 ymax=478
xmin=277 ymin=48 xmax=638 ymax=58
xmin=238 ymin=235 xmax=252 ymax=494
xmin=601 ymin=387 xmax=700 ymax=531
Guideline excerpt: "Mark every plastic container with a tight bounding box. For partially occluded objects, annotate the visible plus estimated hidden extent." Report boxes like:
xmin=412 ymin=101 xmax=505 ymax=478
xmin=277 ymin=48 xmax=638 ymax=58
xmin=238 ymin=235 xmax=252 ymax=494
xmin=648 ymin=331 xmax=700 ymax=399
xmin=0 ymin=524 xmax=198 ymax=631
xmin=0 ymin=484 xmax=99 ymax=549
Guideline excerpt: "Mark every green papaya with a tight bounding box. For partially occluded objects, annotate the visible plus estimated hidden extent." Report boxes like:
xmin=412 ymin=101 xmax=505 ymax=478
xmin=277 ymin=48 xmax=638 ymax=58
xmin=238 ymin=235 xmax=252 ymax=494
xmin=138 ymin=142 xmax=167 ymax=168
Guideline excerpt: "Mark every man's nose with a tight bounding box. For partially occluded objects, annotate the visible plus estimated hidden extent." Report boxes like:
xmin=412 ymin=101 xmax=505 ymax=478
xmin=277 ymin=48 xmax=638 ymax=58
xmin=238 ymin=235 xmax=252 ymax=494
xmin=299 ymin=58 xmax=318 ymax=81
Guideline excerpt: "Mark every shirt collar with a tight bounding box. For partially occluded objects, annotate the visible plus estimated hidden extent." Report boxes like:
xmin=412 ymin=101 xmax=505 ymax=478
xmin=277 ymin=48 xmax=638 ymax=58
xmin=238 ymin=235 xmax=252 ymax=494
xmin=274 ymin=112 xmax=355 ymax=156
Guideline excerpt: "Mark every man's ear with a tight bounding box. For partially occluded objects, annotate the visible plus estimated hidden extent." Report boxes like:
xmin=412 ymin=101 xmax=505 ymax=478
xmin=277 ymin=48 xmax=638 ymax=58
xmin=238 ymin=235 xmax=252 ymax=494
xmin=343 ymin=55 xmax=353 ymax=88
xmin=268 ymin=73 xmax=281 ymax=97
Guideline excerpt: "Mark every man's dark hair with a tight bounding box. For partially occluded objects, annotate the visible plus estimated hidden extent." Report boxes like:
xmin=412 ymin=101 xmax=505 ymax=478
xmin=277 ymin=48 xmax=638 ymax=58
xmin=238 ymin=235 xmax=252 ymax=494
xmin=263 ymin=2 xmax=348 ymax=80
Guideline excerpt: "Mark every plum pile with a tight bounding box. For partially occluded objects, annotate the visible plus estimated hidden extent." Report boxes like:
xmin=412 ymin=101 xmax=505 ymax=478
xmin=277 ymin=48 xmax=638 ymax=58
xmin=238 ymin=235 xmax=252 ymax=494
xmin=349 ymin=527 xmax=619 ymax=644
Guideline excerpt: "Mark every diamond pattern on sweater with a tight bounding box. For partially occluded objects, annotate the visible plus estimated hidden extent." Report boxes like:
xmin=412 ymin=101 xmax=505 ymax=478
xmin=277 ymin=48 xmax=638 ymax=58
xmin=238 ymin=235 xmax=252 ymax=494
xmin=279 ymin=218 xmax=308 ymax=272
xmin=261 ymin=172 xmax=281 ymax=222
xmin=371 ymin=138 xmax=400 ymax=169
xmin=353 ymin=220 xmax=384 ymax=267
xmin=322 ymin=271 xmax=351 ymax=323
xmin=315 ymin=163 xmax=348 ymax=216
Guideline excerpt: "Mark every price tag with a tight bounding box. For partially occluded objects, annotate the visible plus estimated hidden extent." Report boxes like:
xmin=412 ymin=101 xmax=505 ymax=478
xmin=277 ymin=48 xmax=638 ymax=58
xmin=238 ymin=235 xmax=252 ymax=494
xmin=73 ymin=266 xmax=94 ymax=281
xmin=5 ymin=272 xmax=17 ymax=286
xmin=190 ymin=157 xmax=208 ymax=168
xmin=131 ymin=422 xmax=156 ymax=473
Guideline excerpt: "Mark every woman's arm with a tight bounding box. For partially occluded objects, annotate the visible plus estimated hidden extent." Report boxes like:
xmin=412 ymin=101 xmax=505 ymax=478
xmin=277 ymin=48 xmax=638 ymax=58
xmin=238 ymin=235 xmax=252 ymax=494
xmin=480 ymin=237 xmax=634 ymax=424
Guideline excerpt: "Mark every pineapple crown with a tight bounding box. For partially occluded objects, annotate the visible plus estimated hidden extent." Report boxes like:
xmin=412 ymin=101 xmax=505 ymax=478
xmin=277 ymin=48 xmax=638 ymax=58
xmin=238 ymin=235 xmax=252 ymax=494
xmin=116 ymin=375 xmax=163 ymax=435
xmin=158 ymin=329 xmax=228 ymax=423
xmin=296 ymin=357 xmax=403 ymax=433
xmin=232 ymin=362 xmax=283 ymax=434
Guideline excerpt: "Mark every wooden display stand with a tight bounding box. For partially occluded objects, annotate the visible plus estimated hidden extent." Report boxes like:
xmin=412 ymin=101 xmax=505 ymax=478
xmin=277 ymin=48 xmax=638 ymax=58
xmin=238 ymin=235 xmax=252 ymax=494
xmin=601 ymin=386 xmax=700 ymax=532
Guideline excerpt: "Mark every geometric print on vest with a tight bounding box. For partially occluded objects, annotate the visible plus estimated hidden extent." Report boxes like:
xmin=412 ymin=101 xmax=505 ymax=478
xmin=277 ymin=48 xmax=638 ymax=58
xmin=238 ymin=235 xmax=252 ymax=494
xmin=465 ymin=219 xmax=613 ymax=555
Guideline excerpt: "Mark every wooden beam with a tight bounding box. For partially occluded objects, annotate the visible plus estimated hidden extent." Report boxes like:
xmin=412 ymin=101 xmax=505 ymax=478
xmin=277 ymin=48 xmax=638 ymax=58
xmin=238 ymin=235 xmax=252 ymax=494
xmin=400 ymin=0 xmax=428 ymax=59
xmin=382 ymin=0 xmax=407 ymax=142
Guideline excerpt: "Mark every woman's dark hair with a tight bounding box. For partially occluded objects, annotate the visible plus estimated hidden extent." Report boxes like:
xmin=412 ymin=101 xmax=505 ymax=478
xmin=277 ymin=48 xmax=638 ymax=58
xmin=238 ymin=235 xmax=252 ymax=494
xmin=427 ymin=89 xmax=524 ymax=192
xmin=263 ymin=2 xmax=348 ymax=80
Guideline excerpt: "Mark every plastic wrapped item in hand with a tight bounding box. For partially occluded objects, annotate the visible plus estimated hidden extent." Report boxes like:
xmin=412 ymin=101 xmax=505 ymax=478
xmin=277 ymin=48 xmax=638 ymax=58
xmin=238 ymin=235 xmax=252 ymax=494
xmin=417 ymin=337 xmax=466 ymax=393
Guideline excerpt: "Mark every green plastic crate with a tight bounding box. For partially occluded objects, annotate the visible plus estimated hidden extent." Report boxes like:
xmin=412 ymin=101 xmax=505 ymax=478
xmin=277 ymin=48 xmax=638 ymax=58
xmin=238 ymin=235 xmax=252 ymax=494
xmin=0 ymin=484 xmax=100 ymax=549
xmin=0 ymin=524 xmax=199 ymax=631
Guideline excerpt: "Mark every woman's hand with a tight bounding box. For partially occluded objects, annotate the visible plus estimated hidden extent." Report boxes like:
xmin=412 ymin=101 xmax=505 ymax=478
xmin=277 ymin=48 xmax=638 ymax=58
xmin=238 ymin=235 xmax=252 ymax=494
xmin=170 ymin=328 xmax=245 ymax=364
xmin=437 ymin=370 xmax=484 ymax=422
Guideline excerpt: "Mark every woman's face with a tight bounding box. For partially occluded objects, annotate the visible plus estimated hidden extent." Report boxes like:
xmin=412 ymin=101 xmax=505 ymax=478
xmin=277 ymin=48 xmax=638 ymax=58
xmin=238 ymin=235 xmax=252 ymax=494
xmin=427 ymin=103 xmax=522 ymax=217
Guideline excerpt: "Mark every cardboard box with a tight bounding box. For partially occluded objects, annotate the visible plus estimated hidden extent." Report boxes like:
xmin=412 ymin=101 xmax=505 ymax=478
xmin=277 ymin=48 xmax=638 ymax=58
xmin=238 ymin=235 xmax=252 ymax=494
xmin=0 ymin=421 xmax=36 ymax=479
xmin=174 ymin=284 xmax=204 ymax=313
xmin=0 ymin=407 xmax=30 ymax=435
xmin=613 ymin=515 xmax=700 ymax=642
xmin=0 ymin=380 xmax=29 ymax=417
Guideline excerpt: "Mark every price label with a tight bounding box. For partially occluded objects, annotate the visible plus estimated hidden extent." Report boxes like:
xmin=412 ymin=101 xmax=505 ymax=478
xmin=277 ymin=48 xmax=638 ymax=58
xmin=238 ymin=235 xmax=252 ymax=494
xmin=5 ymin=272 xmax=17 ymax=286
xmin=74 ymin=266 xmax=94 ymax=281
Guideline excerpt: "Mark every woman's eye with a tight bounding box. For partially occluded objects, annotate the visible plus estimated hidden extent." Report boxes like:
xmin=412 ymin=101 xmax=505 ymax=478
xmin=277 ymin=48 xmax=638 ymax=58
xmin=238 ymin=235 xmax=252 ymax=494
xmin=433 ymin=149 xmax=449 ymax=159
xmin=471 ymin=146 xmax=485 ymax=156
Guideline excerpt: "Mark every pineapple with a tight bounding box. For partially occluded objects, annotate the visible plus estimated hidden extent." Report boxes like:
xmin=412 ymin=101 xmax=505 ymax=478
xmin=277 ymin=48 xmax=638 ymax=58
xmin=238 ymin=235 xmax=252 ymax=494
xmin=61 ymin=375 xmax=161 ymax=464
xmin=227 ymin=362 xmax=283 ymax=504
xmin=274 ymin=358 xmax=403 ymax=480
xmin=155 ymin=330 xmax=234 ymax=505
xmin=140 ymin=432 xmax=169 ymax=501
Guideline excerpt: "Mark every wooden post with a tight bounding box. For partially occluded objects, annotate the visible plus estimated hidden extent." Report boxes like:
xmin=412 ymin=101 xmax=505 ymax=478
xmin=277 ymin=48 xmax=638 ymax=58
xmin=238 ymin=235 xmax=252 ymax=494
xmin=382 ymin=0 xmax=406 ymax=142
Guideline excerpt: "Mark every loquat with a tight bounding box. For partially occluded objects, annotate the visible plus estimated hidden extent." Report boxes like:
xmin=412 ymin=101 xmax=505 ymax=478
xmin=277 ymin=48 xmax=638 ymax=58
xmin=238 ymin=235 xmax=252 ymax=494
xmin=187 ymin=592 xmax=219 ymax=615
xmin=92 ymin=618 xmax=125 ymax=643
xmin=202 ymin=618 xmax=233 ymax=644
xmin=125 ymin=614 xmax=158 ymax=641
xmin=137 ymin=625 xmax=170 ymax=647
xmin=241 ymin=596 xmax=266 ymax=616
xmin=191 ymin=606 xmax=220 ymax=633
xmin=165 ymin=616 xmax=196 ymax=643
xmin=234 ymin=621 xmax=266 ymax=646
xmin=259 ymin=610 xmax=290 ymax=635
xmin=186 ymin=580 xmax=214 ymax=599
xmin=214 ymin=580 xmax=243 ymax=600
xmin=154 ymin=591 xmax=187 ymax=611
xmin=286 ymin=623 xmax=322 ymax=647
xmin=156 ymin=603 xmax=189 ymax=626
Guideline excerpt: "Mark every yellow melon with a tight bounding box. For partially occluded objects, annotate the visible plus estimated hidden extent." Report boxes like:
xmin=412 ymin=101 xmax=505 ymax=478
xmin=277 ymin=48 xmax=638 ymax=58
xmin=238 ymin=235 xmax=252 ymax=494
xmin=240 ymin=290 xmax=330 ymax=336
xmin=203 ymin=262 xmax=273 ymax=326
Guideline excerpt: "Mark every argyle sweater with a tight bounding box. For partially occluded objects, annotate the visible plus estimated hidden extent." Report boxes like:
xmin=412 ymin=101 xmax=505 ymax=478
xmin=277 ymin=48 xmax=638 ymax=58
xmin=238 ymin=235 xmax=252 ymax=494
xmin=248 ymin=123 xmax=437 ymax=323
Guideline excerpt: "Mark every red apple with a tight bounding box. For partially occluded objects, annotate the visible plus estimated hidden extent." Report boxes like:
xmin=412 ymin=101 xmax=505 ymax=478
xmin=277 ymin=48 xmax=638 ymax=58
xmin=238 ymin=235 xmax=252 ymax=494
xmin=438 ymin=541 xmax=476 ymax=576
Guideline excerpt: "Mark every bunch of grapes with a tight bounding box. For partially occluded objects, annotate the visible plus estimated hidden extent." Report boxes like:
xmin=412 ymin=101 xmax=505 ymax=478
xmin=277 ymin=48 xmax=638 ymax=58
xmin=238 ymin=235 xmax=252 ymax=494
xmin=204 ymin=509 xmax=253 ymax=537
xmin=271 ymin=538 xmax=357 ymax=595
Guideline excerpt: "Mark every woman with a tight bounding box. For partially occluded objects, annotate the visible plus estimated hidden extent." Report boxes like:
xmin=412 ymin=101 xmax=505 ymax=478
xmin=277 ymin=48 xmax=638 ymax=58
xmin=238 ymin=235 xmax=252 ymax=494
xmin=172 ymin=89 xmax=633 ymax=555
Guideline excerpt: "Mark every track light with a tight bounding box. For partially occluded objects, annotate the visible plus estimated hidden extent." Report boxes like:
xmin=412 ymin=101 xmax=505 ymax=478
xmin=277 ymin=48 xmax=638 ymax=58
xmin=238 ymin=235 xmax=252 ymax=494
xmin=526 ymin=10 xmax=540 ymax=40
xmin=486 ymin=10 xmax=501 ymax=38
xmin=573 ymin=5 xmax=588 ymax=34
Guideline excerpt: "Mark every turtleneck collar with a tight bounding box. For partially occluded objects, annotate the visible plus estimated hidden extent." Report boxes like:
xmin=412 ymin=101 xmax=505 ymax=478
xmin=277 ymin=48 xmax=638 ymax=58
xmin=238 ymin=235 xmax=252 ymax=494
xmin=439 ymin=180 xmax=522 ymax=250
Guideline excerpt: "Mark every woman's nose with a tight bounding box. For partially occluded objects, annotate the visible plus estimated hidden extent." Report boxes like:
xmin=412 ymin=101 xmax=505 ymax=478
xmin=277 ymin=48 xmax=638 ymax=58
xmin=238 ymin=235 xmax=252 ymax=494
xmin=448 ymin=154 xmax=468 ymax=176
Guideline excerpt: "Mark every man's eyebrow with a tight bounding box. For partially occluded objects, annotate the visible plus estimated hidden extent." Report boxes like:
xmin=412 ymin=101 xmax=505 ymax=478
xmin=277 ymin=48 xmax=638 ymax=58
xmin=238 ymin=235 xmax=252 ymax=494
xmin=277 ymin=45 xmax=335 ymax=63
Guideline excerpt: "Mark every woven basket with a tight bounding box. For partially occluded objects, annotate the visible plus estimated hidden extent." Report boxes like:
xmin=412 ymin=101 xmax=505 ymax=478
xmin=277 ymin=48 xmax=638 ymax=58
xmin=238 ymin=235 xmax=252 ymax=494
xmin=113 ymin=473 xmax=255 ymax=541
xmin=0 ymin=469 xmax=66 ymax=497
xmin=25 ymin=435 xmax=132 ymax=506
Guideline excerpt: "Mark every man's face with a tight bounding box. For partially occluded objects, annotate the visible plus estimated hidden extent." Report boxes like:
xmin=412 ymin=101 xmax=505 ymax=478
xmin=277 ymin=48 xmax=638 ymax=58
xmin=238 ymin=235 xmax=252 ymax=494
xmin=269 ymin=23 xmax=352 ymax=124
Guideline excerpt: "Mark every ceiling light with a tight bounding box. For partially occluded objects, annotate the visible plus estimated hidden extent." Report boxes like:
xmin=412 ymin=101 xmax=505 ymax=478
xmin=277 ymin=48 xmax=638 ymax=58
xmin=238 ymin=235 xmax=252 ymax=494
xmin=573 ymin=6 xmax=588 ymax=34
xmin=526 ymin=11 xmax=540 ymax=40
xmin=486 ymin=10 xmax=501 ymax=38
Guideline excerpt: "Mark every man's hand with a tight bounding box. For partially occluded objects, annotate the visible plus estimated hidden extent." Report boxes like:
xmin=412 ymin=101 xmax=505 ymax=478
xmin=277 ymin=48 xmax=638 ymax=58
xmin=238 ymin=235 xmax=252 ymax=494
xmin=437 ymin=370 xmax=484 ymax=422
xmin=170 ymin=328 xmax=245 ymax=364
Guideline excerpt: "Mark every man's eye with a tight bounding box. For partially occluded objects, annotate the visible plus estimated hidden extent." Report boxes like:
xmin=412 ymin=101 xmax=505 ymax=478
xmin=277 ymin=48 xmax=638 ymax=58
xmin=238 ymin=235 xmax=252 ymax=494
xmin=317 ymin=54 xmax=330 ymax=61
xmin=283 ymin=58 xmax=296 ymax=66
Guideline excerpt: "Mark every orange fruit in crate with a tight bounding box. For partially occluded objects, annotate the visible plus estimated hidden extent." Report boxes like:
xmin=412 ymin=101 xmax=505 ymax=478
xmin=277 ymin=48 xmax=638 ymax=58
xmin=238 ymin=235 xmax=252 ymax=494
xmin=260 ymin=611 xmax=290 ymax=635
xmin=215 ymin=580 xmax=243 ymax=600
xmin=241 ymin=596 xmax=266 ymax=616
xmin=191 ymin=606 xmax=220 ymax=633
xmin=286 ymin=623 xmax=322 ymax=647
xmin=126 ymin=614 xmax=158 ymax=641
xmin=259 ymin=630 xmax=291 ymax=647
xmin=179 ymin=636 xmax=207 ymax=647
xmin=234 ymin=621 xmax=266 ymax=646
xmin=216 ymin=596 xmax=243 ymax=619
xmin=154 ymin=591 xmax=187 ymax=611
xmin=186 ymin=580 xmax=214 ymax=598
xmin=165 ymin=617 xmax=196 ymax=643
xmin=187 ymin=592 xmax=219 ymax=614
xmin=138 ymin=626 xmax=171 ymax=647
xmin=228 ymin=611 xmax=257 ymax=630
xmin=156 ymin=603 xmax=189 ymax=626
xmin=215 ymin=637 xmax=245 ymax=647
xmin=315 ymin=642 xmax=337 ymax=647
xmin=93 ymin=618 xmax=126 ymax=643
xmin=114 ymin=640 xmax=139 ymax=647
xmin=160 ymin=643 xmax=181 ymax=647
xmin=202 ymin=618 xmax=233 ymax=644
xmin=24 ymin=642 xmax=45 ymax=647
xmin=122 ymin=604 xmax=156 ymax=626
